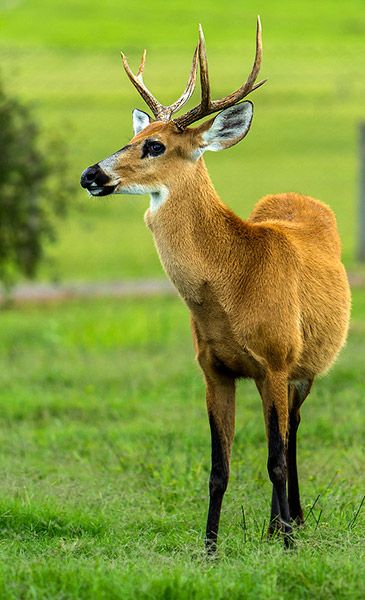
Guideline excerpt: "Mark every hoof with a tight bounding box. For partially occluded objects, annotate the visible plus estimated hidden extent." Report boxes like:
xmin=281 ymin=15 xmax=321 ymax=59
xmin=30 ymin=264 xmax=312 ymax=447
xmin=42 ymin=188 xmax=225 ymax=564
xmin=268 ymin=518 xmax=294 ymax=548
xmin=204 ymin=537 xmax=218 ymax=556
xmin=292 ymin=515 xmax=304 ymax=528
xmin=282 ymin=520 xmax=294 ymax=549
xmin=267 ymin=516 xmax=282 ymax=538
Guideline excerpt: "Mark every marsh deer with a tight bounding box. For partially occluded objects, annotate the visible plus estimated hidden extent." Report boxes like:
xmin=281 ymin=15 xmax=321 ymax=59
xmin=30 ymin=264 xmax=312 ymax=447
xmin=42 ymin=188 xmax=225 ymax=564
xmin=80 ymin=17 xmax=351 ymax=550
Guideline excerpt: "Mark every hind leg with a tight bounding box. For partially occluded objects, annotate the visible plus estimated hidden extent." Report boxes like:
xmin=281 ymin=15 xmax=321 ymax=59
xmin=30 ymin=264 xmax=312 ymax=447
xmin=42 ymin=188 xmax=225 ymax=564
xmin=287 ymin=379 xmax=313 ymax=524
xmin=256 ymin=379 xmax=284 ymax=538
xmin=257 ymin=372 xmax=293 ymax=547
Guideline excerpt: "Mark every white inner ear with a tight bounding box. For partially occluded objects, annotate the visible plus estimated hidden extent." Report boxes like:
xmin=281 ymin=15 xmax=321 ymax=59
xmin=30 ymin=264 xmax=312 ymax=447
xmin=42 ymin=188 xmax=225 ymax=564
xmin=132 ymin=109 xmax=151 ymax=135
xmin=202 ymin=102 xmax=254 ymax=152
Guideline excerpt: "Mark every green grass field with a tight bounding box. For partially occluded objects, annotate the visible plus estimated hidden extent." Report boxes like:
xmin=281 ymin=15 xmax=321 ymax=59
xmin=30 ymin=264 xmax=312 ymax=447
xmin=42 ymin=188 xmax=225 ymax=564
xmin=1 ymin=0 xmax=365 ymax=280
xmin=0 ymin=290 xmax=364 ymax=598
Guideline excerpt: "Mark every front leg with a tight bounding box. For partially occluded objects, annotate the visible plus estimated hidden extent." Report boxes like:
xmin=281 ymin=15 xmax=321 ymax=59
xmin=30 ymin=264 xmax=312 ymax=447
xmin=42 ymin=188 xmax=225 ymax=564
xmin=268 ymin=487 xmax=281 ymax=536
xmin=203 ymin=368 xmax=236 ymax=553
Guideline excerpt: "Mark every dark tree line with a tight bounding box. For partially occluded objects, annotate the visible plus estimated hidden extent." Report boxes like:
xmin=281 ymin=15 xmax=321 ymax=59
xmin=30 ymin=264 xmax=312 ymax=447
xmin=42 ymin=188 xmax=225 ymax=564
xmin=0 ymin=79 xmax=72 ymax=290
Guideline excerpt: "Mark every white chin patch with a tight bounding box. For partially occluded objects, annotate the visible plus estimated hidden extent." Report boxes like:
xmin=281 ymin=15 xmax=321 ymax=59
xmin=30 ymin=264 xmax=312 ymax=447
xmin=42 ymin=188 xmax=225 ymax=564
xmin=115 ymin=183 xmax=169 ymax=212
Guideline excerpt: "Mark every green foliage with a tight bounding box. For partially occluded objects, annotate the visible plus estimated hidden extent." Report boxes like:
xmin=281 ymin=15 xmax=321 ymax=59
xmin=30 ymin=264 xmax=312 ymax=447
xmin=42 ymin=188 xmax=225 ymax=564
xmin=0 ymin=80 xmax=71 ymax=288
xmin=0 ymin=291 xmax=363 ymax=598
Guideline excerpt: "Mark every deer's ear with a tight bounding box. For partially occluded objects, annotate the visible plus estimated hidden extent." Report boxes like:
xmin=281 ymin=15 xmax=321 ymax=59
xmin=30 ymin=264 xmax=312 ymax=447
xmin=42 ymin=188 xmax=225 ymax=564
xmin=198 ymin=102 xmax=253 ymax=152
xmin=132 ymin=109 xmax=151 ymax=135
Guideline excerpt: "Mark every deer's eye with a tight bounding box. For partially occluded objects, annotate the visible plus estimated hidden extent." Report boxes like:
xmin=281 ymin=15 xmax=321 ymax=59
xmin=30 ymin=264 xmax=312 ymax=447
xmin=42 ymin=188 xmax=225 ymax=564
xmin=149 ymin=141 xmax=165 ymax=155
xmin=142 ymin=140 xmax=166 ymax=158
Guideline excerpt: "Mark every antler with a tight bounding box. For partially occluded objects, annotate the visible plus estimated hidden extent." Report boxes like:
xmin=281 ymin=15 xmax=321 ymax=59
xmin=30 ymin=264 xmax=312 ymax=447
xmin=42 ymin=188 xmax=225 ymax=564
xmin=174 ymin=16 xmax=266 ymax=129
xmin=121 ymin=45 xmax=199 ymax=122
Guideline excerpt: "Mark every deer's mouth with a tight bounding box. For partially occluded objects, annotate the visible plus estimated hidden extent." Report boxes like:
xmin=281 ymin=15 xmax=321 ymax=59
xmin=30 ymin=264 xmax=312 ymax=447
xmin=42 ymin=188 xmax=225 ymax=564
xmin=87 ymin=183 xmax=117 ymax=197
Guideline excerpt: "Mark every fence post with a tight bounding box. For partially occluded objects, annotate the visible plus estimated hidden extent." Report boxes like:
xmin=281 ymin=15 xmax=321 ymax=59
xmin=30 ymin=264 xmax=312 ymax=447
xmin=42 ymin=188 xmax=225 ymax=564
xmin=358 ymin=123 xmax=365 ymax=262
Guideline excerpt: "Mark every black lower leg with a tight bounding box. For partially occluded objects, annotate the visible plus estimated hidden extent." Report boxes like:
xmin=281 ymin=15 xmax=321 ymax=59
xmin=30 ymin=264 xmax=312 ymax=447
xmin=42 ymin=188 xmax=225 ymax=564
xmin=287 ymin=409 xmax=303 ymax=524
xmin=205 ymin=413 xmax=228 ymax=553
xmin=268 ymin=486 xmax=281 ymax=536
xmin=267 ymin=405 xmax=292 ymax=547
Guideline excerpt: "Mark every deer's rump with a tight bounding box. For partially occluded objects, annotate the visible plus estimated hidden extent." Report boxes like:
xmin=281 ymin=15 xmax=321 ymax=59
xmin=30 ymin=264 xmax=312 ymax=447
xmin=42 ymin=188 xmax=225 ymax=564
xmin=244 ymin=192 xmax=351 ymax=378
xmin=249 ymin=192 xmax=342 ymax=257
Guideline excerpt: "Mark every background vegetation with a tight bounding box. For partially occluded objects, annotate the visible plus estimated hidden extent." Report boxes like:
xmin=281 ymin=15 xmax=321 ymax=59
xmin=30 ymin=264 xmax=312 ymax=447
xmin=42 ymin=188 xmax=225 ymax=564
xmin=1 ymin=0 xmax=364 ymax=280
xmin=0 ymin=80 xmax=71 ymax=289
xmin=0 ymin=0 xmax=364 ymax=597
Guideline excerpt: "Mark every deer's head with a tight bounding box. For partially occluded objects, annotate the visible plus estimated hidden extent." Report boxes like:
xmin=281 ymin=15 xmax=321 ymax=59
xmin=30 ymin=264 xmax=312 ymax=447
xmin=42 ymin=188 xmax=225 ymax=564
xmin=80 ymin=18 xmax=266 ymax=209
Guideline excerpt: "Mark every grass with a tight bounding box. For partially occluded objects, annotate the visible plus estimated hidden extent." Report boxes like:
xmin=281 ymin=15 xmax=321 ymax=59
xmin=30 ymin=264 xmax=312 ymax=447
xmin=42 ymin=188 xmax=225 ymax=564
xmin=0 ymin=288 xmax=363 ymax=598
xmin=0 ymin=0 xmax=365 ymax=281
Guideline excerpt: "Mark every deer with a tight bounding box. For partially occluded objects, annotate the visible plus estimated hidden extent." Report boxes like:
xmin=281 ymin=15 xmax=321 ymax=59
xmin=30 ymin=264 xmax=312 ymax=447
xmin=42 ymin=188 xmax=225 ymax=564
xmin=80 ymin=17 xmax=351 ymax=551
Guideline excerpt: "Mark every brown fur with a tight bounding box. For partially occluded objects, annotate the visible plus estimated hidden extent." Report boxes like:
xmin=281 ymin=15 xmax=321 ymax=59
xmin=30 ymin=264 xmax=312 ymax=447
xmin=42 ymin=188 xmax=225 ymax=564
xmin=89 ymin=118 xmax=351 ymax=546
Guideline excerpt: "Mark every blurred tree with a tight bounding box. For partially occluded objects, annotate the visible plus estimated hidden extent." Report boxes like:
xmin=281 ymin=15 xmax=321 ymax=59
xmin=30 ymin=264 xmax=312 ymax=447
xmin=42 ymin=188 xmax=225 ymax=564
xmin=0 ymin=79 xmax=72 ymax=291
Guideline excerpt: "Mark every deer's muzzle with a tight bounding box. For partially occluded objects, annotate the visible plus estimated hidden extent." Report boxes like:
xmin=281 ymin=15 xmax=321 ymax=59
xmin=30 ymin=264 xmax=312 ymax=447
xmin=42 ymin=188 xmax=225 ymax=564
xmin=80 ymin=164 xmax=117 ymax=196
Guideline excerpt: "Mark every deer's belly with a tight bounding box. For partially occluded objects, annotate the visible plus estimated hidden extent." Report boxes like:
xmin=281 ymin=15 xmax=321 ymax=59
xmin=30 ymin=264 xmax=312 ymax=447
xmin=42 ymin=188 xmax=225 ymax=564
xmin=187 ymin=285 xmax=264 ymax=380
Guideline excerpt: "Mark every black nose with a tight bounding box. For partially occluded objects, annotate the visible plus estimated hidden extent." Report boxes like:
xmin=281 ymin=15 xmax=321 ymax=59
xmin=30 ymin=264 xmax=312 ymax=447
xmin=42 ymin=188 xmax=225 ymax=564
xmin=80 ymin=164 xmax=109 ymax=188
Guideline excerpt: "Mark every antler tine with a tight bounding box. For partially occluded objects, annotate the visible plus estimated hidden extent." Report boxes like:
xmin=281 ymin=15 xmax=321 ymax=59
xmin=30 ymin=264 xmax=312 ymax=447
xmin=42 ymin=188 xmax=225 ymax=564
xmin=174 ymin=16 xmax=267 ymax=129
xmin=136 ymin=49 xmax=147 ymax=80
xmin=198 ymin=24 xmax=210 ymax=110
xmin=122 ymin=46 xmax=200 ymax=121
xmin=212 ymin=15 xmax=265 ymax=111
xmin=121 ymin=50 xmax=167 ymax=120
xmin=168 ymin=44 xmax=199 ymax=115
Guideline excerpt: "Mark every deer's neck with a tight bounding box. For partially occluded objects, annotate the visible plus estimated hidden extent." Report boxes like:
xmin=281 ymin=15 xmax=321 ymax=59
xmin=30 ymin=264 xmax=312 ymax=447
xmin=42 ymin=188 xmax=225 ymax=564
xmin=145 ymin=159 xmax=250 ymax=302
